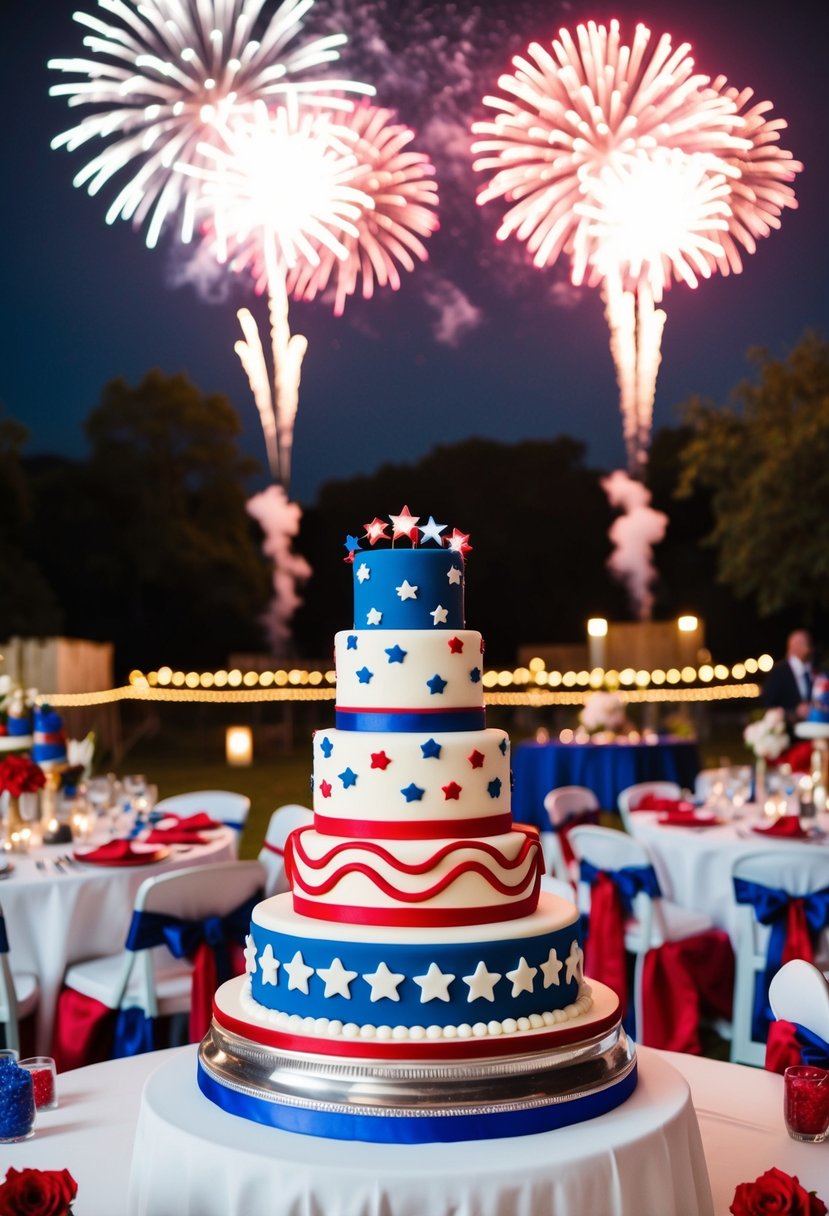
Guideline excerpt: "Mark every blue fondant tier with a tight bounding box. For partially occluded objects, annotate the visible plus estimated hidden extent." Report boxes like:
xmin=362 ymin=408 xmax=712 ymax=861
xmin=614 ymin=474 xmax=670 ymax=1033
xmin=352 ymin=549 xmax=464 ymax=630
xmin=6 ymin=715 xmax=32 ymax=737
xmin=248 ymin=909 xmax=583 ymax=1028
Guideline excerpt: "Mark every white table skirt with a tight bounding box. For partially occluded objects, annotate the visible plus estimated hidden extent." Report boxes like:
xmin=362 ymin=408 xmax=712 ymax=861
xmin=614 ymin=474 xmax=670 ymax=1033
xmin=8 ymin=1045 xmax=829 ymax=1216
xmin=628 ymin=812 xmax=829 ymax=942
xmin=1 ymin=830 xmax=236 ymax=1053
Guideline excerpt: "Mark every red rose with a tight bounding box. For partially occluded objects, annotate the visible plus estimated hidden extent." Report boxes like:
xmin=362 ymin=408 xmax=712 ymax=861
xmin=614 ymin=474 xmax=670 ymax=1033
xmin=0 ymin=1168 xmax=77 ymax=1216
xmin=0 ymin=755 xmax=45 ymax=798
xmin=731 ymin=1168 xmax=828 ymax=1216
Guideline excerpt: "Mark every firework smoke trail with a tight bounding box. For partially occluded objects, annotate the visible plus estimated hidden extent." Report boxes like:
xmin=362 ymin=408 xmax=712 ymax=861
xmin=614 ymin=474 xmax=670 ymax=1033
xmin=246 ymin=484 xmax=311 ymax=654
xmin=48 ymin=0 xmax=374 ymax=249
xmin=601 ymin=471 xmax=668 ymax=622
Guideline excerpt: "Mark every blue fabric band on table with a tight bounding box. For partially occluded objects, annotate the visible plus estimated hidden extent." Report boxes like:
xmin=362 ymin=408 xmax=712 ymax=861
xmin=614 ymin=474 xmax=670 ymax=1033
xmin=351 ymin=549 xmax=465 ymax=630
xmin=792 ymin=1022 xmax=829 ymax=1069
xmin=336 ymin=707 xmax=486 ymax=733
xmin=733 ymin=877 xmax=829 ymax=1041
xmin=197 ymin=1059 xmax=637 ymax=1143
xmin=0 ymin=914 xmax=8 ymax=955
xmin=578 ymin=860 xmax=662 ymax=914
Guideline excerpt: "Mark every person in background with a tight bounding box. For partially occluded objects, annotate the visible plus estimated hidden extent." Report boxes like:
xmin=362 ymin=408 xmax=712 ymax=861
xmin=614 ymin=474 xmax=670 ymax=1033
xmin=761 ymin=629 xmax=814 ymax=737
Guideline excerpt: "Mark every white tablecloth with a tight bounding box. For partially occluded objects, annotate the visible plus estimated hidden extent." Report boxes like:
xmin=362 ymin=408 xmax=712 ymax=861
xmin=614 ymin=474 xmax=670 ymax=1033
xmin=628 ymin=812 xmax=829 ymax=942
xmin=1 ymin=830 xmax=236 ymax=1053
xmin=8 ymin=1045 xmax=829 ymax=1215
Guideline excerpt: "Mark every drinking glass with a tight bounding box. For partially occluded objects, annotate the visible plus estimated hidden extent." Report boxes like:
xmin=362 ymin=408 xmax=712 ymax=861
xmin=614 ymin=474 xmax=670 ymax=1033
xmin=784 ymin=1065 xmax=829 ymax=1142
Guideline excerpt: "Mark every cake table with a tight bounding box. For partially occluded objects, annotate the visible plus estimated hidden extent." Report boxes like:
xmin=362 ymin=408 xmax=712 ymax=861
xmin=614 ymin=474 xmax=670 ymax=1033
xmin=128 ymin=1048 xmax=713 ymax=1215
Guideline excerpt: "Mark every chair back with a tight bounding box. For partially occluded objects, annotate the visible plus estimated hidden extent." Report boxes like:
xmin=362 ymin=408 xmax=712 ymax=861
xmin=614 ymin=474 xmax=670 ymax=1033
xmin=617 ymin=780 xmax=681 ymax=833
xmin=542 ymin=786 xmax=600 ymax=882
xmin=0 ymin=905 xmax=21 ymax=1054
xmin=568 ymin=825 xmax=661 ymax=948
xmin=153 ymin=790 xmax=251 ymax=855
xmin=258 ymin=805 xmax=313 ymax=896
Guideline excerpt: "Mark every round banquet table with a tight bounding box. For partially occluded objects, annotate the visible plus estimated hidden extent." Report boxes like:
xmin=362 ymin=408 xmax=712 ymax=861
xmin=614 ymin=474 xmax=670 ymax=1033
xmin=511 ymin=737 xmax=700 ymax=830
xmin=0 ymin=829 xmax=236 ymax=1054
xmin=6 ymin=1045 xmax=828 ymax=1216
xmin=628 ymin=811 xmax=829 ymax=943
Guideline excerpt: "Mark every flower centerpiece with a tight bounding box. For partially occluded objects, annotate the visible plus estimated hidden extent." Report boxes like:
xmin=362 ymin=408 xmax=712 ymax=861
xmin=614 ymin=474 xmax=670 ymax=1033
xmin=0 ymin=753 xmax=46 ymax=850
xmin=0 ymin=1166 xmax=78 ymax=1215
xmin=744 ymin=708 xmax=789 ymax=808
xmin=579 ymin=691 xmax=629 ymax=739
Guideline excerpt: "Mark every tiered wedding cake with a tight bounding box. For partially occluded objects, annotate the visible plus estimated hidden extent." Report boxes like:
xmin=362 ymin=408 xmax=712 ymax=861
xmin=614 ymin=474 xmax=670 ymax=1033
xmin=198 ymin=510 xmax=636 ymax=1141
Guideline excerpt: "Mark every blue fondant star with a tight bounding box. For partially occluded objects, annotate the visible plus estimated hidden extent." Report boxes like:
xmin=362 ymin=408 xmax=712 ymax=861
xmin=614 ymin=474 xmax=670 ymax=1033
xmin=319 ymin=736 xmax=334 ymax=758
xmin=346 ymin=635 xmax=358 ymax=650
xmin=339 ymin=768 xmax=358 ymax=789
xmin=499 ymin=738 xmax=507 ymax=755
xmin=401 ymin=783 xmax=425 ymax=802
xmin=487 ymin=778 xmax=503 ymax=799
xmin=426 ymin=674 xmax=447 ymax=695
xmin=469 ymin=666 xmax=481 ymax=684
xmin=356 ymin=666 xmax=374 ymax=684
xmin=385 ymin=645 xmax=407 ymax=664
xmin=421 ymin=738 xmax=442 ymax=759
xmin=344 ymin=534 xmax=362 ymax=553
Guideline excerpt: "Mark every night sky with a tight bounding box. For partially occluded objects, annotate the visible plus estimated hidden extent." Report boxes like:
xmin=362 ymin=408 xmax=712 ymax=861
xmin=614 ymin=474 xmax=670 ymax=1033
xmin=2 ymin=0 xmax=827 ymax=506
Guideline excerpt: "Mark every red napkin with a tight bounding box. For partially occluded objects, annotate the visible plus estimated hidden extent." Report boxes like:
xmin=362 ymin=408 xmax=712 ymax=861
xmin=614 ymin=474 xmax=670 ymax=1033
xmin=752 ymin=817 xmax=808 ymax=839
xmin=658 ymin=811 xmax=719 ymax=827
xmin=77 ymin=839 xmax=141 ymax=863
xmin=157 ymin=812 xmax=222 ymax=832
xmin=633 ymin=795 xmax=696 ymax=814
xmin=146 ymin=827 xmax=208 ymax=845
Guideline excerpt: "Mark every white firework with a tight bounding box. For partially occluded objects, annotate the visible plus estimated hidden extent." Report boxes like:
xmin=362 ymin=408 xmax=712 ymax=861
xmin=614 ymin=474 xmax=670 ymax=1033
xmin=48 ymin=0 xmax=374 ymax=248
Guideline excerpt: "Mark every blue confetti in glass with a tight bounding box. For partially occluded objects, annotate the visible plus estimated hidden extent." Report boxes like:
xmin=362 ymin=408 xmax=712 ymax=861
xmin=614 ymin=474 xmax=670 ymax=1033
xmin=0 ymin=1057 xmax=36 ymax=1141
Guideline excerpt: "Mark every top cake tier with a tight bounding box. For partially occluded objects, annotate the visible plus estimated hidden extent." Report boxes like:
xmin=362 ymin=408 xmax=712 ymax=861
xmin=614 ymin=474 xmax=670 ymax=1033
xmin=351 ymin=549 xmax=465 ymax=631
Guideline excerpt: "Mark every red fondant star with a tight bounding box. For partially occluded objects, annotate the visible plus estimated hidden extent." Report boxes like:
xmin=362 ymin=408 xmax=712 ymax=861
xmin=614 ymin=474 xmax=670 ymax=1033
xmin=364 ymin=517 xmax=390 ymax=545
xmin=468 ymin=749 xmax=485 ymax=769
xmin=442 ymin=782 xmax=462 ymax=800
xmin=448 ymin=636 xmax=464 ymax=654
xmin=343 ymin=551 xmax=355 ymax=564
xmin=389 ymin=505 xmax=420 ymax=542
xmin=320 ymin=780 xmax=332 ymax=799
xmin=446 ymin=528 xmax=472 ymax=556
xmin=370 ymin=751 xmax=392 ymax=770
xmin=480 ymin=637 xmax=485 ymax=653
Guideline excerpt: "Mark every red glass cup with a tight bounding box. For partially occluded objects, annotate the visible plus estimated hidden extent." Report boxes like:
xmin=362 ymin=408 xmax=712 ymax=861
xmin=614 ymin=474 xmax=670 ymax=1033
xmin=19 ymin=1056 xmax=58 ymax=1111
xmin=784 ymin=1065 xmax=829 ymax=1142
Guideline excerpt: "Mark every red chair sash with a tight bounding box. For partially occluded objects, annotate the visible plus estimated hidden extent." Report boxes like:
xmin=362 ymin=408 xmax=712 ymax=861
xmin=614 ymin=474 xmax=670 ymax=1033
xmin=641 ymin=930 xmax=734 ymax=1054
xmin=584 ymin=873 xmax=629 ymax=1010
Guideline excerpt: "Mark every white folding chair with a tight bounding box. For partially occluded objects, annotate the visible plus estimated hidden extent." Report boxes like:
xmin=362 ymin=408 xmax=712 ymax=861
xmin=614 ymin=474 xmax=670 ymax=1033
xmin=569 ymin=825 xmax=715 ymax=1042
xmin=617 ymin=780 xmax=682 ymax=834
xmin=543 ymin=785 xmax=600 ymax=885
xmin=153 ymin=790 xmax=251 ymax=855
xmin=258 ymin=804 xmax=313 ymax=896
xmin=730 ymin=849 xmax=829 ymax=1067
xmin=0 ymin=905 xmax=39 ymax=1056
xmin=60 ymin=860 xmax=265 ymax=1040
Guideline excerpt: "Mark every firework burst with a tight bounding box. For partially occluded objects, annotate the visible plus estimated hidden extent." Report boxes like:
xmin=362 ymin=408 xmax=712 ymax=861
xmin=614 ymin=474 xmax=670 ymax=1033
xmin=48 ymin=0 xmax=374 ymax=248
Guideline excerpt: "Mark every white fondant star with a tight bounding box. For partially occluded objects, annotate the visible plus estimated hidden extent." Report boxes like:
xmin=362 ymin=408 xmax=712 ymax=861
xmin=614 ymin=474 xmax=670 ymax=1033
xmin=462 ymin=960 xmax=501 ymax=1002
xmin=419 ymin=515 xmax=447 ymax=546
xmin=565 ymin=941 xmax=584 ymax=984
xmin=430 ymin=604 xmax=448 ymax=626
xmin=356 ymin=563 xmax=371 ymax=583
xmin=366 ymin=607 xmax=383 ymax=626
xmin=413 ymin=962 xmax=455 ymax=1003
xmin=244 ymin=934 xmax=258 ymax=975
xmin=540 ymin=948 xmax=563 ymax=988
xmin=259 ymin=943 xmax=280 ymax=986
xmin=284 ymin=950 xmax=315 ymax=994
xmin=317 ymin=957 xmax=358 ymax=999
xmin=447 ymin=567 xmax=462 ymax=585
xmin=396 ymin=579 xmax=418 ymax=601
xmin=362 ymin=961 xmax=406 ymax=1002
xmin=506 ymin=956 xmax=537 ymax=997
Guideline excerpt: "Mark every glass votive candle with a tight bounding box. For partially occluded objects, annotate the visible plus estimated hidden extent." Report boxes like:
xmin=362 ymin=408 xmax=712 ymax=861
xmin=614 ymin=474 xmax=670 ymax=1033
xmin=20 ymin=1056 xmax=58 ymax=1110
xmin=784 ymin=1065 xmax=829 ymax=1142
xmin=0 ymin=1057 xmax=36 ymax=1142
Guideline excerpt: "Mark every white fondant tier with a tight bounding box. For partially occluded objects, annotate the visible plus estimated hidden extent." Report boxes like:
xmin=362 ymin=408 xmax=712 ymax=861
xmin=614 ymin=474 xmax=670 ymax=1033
xmin=312 ymin=727 xmax=510 ymax=836
xmin=334 ymin=629 xmax=484 ymax=712
xmin=286 ymin=824 xmax=542 ymax=925
xmin=0 ymin=735 xmax=33 ymax=752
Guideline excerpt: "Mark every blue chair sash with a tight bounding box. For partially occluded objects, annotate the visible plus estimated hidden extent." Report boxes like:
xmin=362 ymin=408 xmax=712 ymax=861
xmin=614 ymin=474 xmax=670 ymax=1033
xmin=0 ymin=913 xmax=8 ymax=956
xmin=733 ymin=877 xmax=829 ymax=1040
xmin=793 ymin=1022 xmax=829 ymax=1069
xmin=579 ymin=860 xmax=662 ymax=916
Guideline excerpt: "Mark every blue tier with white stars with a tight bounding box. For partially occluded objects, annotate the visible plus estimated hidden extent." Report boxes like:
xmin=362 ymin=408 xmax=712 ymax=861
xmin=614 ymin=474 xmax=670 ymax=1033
xmin=351 ymin=547 xmax=465 ymax=631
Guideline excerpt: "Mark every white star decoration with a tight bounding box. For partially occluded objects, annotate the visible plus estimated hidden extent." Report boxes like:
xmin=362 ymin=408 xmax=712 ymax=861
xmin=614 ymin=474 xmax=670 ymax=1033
xmin=447 ymin=567 xmax=462 ymax=585
xmin=396 ymin=580 xmax=418 ymax=601
xmin=413 ymin=962 xmax=455 ymax=1003
xmin=419 ymin=516 xmax=447 ymax=546
xmin=356 ymin=564 xmax=371 ymax=583
xmin=430 ymin=605 xmax=448 ymax=626
xmin=565 ymin=941 xmax=584 ymax=984
xmin=284 ymin=950 xmax=315 ymax=994
xmin=363 ymin=961 xmax=406 ymax=1002
xmin=259 ymin=943 xmax=280 ymax=986
xmin=463 ymin=960 xmax=501 ymax=1002
xmin=505 ymin=956 xmax=537 ymax=997
xmin=366 ymin=608 xmax=383 ymax=626
xmin=317 ymin=957 xmax=358 ymax=999
xmin=540 ymin=948 xmax=563 ymax=988
xmin=244 ymin=935 xmax=258 ymax=975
